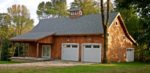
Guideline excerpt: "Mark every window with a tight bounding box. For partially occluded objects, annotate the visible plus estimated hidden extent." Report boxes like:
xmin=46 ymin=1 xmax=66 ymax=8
xmin=79 ymin=11 xmax=82 ymax=15
xmin=116 ymin=22 xmax=118 ymax=25
xmin=85 ymin=45 xmax=91 ymax=48
xmin=127 ymin=49 xmax=133 ymax=51
xmin=66 ymin=45 xmax=71 ymax=48
xmin=72 ymin=45 xmax=78 ymax=48
xmin=93 ymin=45 xmax=100 ymax=48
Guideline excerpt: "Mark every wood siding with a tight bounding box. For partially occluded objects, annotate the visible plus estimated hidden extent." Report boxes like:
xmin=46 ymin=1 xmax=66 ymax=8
xmin=52 ymin=35 xmax=104 ymax=60
xmin=38 ymin=36 xmax=53 ymax=44
xmin=107 ymin=16 xmax=134 ymax=62
xmin=27 ymin=43 xmax=37 ymax=57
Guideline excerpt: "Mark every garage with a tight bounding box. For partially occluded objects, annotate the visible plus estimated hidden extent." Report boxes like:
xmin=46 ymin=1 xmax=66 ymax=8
xmin=61 ymin=43 xmax=79 ymax=61
xmin=126 ymin=48 xmax=134 ymax=62
xmin=82 ymin=43 xmax=101 ymax=63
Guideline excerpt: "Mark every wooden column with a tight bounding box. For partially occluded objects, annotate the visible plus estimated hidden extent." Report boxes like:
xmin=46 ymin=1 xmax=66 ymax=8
xmin=36 ymin=43 xmax=39 ymax=58
xmin=27 ymin=43 xmax=29 ymax=57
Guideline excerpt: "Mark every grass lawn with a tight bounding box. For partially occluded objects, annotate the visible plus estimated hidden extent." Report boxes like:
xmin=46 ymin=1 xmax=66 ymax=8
xmin=0 ymin=62 xmax=149 ymax=73
xmin=0 ymin=61 xmax=20 ymax=64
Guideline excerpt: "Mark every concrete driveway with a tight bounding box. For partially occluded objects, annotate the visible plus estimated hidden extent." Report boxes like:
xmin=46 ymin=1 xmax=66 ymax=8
xmin=0 ymin=60 xmax=93 ymax=68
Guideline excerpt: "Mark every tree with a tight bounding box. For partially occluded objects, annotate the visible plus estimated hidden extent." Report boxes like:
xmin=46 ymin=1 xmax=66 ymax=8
xmin=7 ymin=4 xmax=34 ymax=35
xmin=0 ymin=13 xmax=11 ymax=60
xmin=115 ymin=0 xmax=150 ymax=62
xmin=103 ymin=1 xmax=114 ymax=12
xmin=37 ymin=1 xmax=67 ymax=18
xmin=72 ymin=0 xmax=99 ymax=15
xmin=100 ymin=0 xmax=110 ymax=63
xmin=0 ymin=5 xmax=34 ymax=60
xmin=115 ymin=8 xmax=140 ymax=36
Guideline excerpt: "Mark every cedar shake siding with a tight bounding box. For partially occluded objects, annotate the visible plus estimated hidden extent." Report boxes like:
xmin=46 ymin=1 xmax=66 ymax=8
xmin=107 ymin=16 xmax=135 ymax=62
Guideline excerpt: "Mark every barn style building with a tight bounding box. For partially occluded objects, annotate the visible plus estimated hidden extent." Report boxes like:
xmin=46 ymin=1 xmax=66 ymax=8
xmin=11 ymin=8 xmax=137 ymax=63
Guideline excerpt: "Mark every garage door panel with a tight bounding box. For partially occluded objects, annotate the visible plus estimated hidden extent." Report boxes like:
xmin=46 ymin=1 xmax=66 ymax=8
xmin=82 ymin=44 xmax=101 ymax=63
xmin=61 ymin=43 xmax=79 ymax=61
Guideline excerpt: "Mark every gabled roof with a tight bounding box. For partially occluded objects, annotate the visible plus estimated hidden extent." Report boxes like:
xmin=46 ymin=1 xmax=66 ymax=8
xmin=32 ymin=12 xmax=118 ymax=35
xmin=11 ymin=12 xmax=118 ymax=41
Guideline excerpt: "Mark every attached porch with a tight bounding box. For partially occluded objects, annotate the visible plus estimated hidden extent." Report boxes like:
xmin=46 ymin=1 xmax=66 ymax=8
xmin=10 ymin=32 xmax=54 ymax=62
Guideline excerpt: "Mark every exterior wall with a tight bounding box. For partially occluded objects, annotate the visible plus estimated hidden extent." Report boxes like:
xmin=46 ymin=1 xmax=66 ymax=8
xmin=51 ymin=35 xmax=104 ymax=60
xmin=25 ymin=36 xmax=53 ymax=58
xmin=107 ymin=17 xmax=135 ymax=62
xmin=27 ymin=43 xmax=37 ymax=57
xmin=26 ymin=43 xmax=48 ymax=58
xmin=38 ymin=36 xmax=53 ymax=44
xmin=25 ymin=35 xmax=104 ymax=61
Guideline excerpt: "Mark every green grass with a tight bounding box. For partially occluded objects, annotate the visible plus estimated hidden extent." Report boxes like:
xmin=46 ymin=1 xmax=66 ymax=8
xmin=0 ymin=62 xmax=149 ymax=73
xmin=0 ymin=61 xmax=20 ymax=64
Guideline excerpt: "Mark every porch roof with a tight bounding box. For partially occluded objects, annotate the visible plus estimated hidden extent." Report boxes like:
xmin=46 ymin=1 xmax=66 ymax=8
xmin=11 ymin=32 xmax=54 ymax=42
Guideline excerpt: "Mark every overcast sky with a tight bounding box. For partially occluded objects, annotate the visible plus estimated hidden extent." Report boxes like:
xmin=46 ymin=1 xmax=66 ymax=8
xmin=0 ymin=0 xmax=74 ymax=25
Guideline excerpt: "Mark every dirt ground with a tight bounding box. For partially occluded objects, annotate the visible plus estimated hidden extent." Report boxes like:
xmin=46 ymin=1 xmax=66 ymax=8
xmin=0 ymin=60 xmax=93 ymax=68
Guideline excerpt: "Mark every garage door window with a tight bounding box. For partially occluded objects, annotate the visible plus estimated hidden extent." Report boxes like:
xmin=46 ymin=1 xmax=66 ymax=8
xmin=66 ymin=45 xmax=71 ymax=48
xmin=93 ymin=45 xmax=100 ymax=48
xmin=72 ymin=45 xmax=78 ymax=48
xmin=85 ymin=45 xmax=91 ymax=48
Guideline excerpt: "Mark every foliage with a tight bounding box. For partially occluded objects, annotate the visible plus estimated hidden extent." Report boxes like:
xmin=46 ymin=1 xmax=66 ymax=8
xmin=115 ymin=8 xmax=140 ymax=36
xmin=7 ymin=4 xmax=34 ymax=35
xmin=72 ymin=0 xmax=99 ymax=15
xmin=0 ymin=13 xmax=12 ymax=61
xmin=0 ymin=39 xmax=11 ymax=61
xmin=115 ymin=0 xmax=150 ymax=62
xmin=0 ymin=13 xmax=12 ymax=38
xmin=135 ymin=43 xmax=150 ymax=63
xmin=0 ymin=4 xmax=33 ymax=61
xmin=103 ymin=1 xmax=114 ymax=12
xmin=37 ymin=1 xmax=67 ymax=18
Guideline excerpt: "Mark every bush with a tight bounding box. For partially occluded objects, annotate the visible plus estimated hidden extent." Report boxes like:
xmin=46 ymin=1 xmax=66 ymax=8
xmin=0 ymin=39 xmax=11 ymax=61
xmin=135 ymin=43 xmax=150 ymax=63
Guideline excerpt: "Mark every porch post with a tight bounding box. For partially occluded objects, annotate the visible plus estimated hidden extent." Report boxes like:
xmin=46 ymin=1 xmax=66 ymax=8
xmin=27 ymin=43 xmax=29 ymax=57
xmin=36 ymin=43 xmax=39 ymax=58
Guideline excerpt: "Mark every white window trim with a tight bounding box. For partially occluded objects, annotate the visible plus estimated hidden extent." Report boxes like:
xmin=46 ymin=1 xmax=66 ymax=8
xmin=82 ymin=43 xmax=101 ymax=47
xmin=62 ymin=43 xmax=79 ymax=48
xmin=42 ymin=45 xmax=51 ymax=59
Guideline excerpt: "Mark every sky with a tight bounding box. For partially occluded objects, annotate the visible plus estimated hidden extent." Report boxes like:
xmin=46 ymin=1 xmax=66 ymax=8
xmin=0 ymin=0 xmax=74 ymax=25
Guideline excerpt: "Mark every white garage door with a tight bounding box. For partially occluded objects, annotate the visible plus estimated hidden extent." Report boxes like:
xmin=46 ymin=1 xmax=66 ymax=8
xmin=61 ymin=43 xmax=79 ymax=61
xmin=126 ymin=48 xmax=134 ymax=62
xmin=82 ymin=43 xmax=101 ymax=63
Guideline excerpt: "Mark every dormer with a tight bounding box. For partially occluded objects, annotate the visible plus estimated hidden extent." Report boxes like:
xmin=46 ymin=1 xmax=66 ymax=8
xmin=68 ymin=7 xmax=82 ymax=19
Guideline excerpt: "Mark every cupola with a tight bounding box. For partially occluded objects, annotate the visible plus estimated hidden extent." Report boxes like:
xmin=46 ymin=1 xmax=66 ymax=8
xmin=68 ymin=7 xmax=82 ymax=18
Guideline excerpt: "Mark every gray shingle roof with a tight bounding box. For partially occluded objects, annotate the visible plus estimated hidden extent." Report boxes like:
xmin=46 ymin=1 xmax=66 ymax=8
xmin=11 ymin=12 xmax=118 ymax=41
xmin=11 ymin=32 xmax=54 ymax=41
xmin=32 ymin=12 xmax=118 ymax=35
xmin=68 ymin=7 xmax=81 ymax=12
